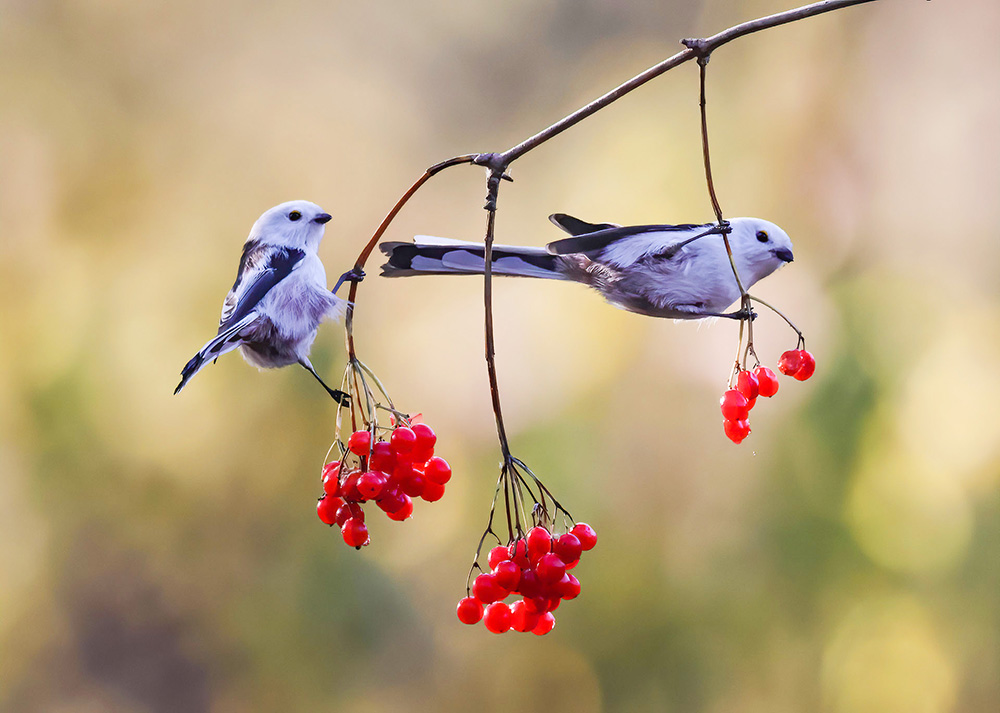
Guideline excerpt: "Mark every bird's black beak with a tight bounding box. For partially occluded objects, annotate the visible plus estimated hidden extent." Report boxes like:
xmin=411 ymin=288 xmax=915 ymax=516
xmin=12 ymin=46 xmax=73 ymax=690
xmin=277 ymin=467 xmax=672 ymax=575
xmin=773 ymin=248 xmax=794 ymax=263
xmin=313 ymin=213 xmax=332 ymax=224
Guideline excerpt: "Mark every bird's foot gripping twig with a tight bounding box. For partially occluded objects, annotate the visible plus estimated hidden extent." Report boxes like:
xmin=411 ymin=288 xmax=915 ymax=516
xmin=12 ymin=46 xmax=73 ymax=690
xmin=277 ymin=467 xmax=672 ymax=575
xmin=333 ymin=267 xmax=366 ymax=295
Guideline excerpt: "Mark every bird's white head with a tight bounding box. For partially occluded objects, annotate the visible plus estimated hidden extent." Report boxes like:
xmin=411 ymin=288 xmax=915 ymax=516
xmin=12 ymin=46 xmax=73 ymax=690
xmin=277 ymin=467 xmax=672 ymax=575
xmin=248 ymin=200 xmax=333 ymax=252
xmin=729 ymin=217 xmax=794 ymax=288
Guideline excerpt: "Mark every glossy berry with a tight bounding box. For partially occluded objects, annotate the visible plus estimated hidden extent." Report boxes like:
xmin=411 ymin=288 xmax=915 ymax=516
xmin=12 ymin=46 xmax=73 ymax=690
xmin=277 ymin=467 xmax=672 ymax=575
xmin=557 ymin=573 xmax=581 ymax=600
xmin=526 ymin=527 xmax=552 ymax=560
xmin=571 ymin=523 xmax=598 ymax=551
xmin=794 ymin=350 xmax=816 ymax=381
xmin=553 ymin=533 xmax=583 ymax=565
xmin=472 ymin=573 xmax=505 ymax=604
xmin=322 ymin=471 xmax=341 ymax=497
xmin=390 ymin=427 xmax=417 ymax=454
xmin=508 ymin=539 xmax=530 ymax=568
xmin=420 ymin=479 xmax=445 ymax=502
xmin=411 ymin=423 xmax=437 ymax=451
xmin=335 ymin=501 xmax=364 ymax=527
xmin=316 ymin=495 xmax=343 ymax=525
xmin=423 ymin=457 xmax=452 ymax=485
xmin=386 ymin=495 xmax=414 ymax=521
xmin=457 ymin=596 xmax=484 ymax=625
xmin=488 ymin=545 xmax=511 ymax=569
xmin=778 ymin=349 xmax=803 ymax=376
xmin=754 ymin=366 xmax=780 ymax=397
xmin=532 ymin=611 xmax=556 ymax=636
xmin=493 ymin=560 xmax=521 ymax=591
xmin=510 ymin=600 xmax=541 ymax=633
xmin=720 ymin=389 xmax=750 ymax=421
xmin=357 ymin=471 xmax=385 ymax=499
xmin=737 ymin=370 xmax=759 ymax=400
xmin=347 ymin=430 xmax=371 ymax=456
xmin=483 ymin=602 xmax=512 ymax=634
xmin=535 ymin=553 xmax=567 ymax=585
xmin=369 ymin=441 xmax=396 ymax=473
xmin=724 ymin=418 xmax=751 ymax=444
xmin=376 ymin=487 xmax=407 ymax=514
xmin=341 ymin=517 xmax=369 ymax=548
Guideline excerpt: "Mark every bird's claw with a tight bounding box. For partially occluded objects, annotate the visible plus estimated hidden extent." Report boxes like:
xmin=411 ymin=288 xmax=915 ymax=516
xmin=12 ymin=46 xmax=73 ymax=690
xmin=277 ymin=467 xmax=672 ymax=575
xmin=332 ymin=268 xmax=366 ymax=295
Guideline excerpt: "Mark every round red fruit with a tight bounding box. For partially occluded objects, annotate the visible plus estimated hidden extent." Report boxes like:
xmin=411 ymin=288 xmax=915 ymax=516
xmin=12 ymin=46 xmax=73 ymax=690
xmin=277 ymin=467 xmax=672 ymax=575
xmin=535 ymin=553 xmax=567 ymax=585
xmin=557 ymin=573 xmax=581 ymax=600
xmin=493 ymin=560 xmax=521 ymax=591
xmin=423 ymin=457 xmax=452 ymax=485
xmin=724 ymin=418 xmax=751 ymax=444
xmin=412 ymin=423 xmax=437 ymax=451
xmin=357 ymin=471 xmax=385 ymax=500
xmin=369 ymin=441 xmax=396 ymax=473
xmin=526 ymin=526 xmax=552 ymax=560
xmin=794 ymin=350 xmax=816 ymax=381
xmin=347 ymin=430 xmax=371 ymax=456
xmin=509 ymin=539 xmax=530 ymax=568
xmin=341 ymin=517 xmax=369 ymax=548
xmin=390 ymin=427 xmax=417 ymax=454
xmin=335 ymin=501 xmax=364 ymax=527
xmin=386 ymin=495 xmax=413 ymax=521
xmin=488 ymin=545 xmax=510 ymax=569
xmin=510 ymin=600 xmax=541 ymax=633
xmin=322 ymin=471 xmax=341 ymax=497
xmin=456 ymin=596 xmax=484 ymax=625
xmin=778 ymin=349 xmax=803 ymax=377
xmin=483 ymin=602 xmax=512 ymax=634
xmin=472 ymin=573 xmax=505 ymax=604
xmin=553 ymin=533 xmax=583 ymax=565
xmin=340 ymin=470 xmax=363 ymax=501
xmin=376 ymin=487 xmax=407 ymax=514
xmin=571 ymin=523 xmax=598 ymax=551
xmin=754 ymin=366 xmax=780 ymax=397
xmin=737 ymin=370 xmax=760 ymax=400
xmin=399 ymin=470 xmax=426 ymax=498
xmin=316 ymin=495 xmax=343 ymax=525
xmin=420 ymin=479 xmax=445 ymax=502
xmin=532 ymin=611 xmax=556 ymax=636
xmin=720 ymin=389 xmax=750 ymax=421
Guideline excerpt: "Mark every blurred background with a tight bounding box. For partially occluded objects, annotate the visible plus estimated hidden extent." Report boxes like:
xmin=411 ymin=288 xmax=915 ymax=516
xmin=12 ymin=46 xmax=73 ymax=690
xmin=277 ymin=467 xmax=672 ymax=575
xmin=1 ymin=0 xmax=998 ymax=711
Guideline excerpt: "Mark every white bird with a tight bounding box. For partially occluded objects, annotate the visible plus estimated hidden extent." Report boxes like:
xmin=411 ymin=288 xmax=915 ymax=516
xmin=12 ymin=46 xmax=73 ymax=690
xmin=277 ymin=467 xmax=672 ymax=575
xmin=175 ymin=200 xmax=361 ymax=400
xmin=380 ymin=214 xmax=793 ymax=319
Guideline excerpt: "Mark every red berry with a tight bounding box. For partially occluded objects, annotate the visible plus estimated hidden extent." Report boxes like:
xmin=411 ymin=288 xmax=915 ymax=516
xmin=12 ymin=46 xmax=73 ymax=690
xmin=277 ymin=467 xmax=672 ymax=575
xmin=754 ymin=366 xmax=780 ymax=397
xmin=412 ymin=423 xmax=437 ymax=451
xmin=341 ymin=470 xmax=363 ymax=501
xmin=557 ymin=573 xmax=581 ymax=600
xmin=376 ymin=487 xmax=407 ymax=514
xmin=341 ymin=517 xmax=369 ymax=548
xmin=535 ymin=553 xmax=567 ymax=585
xmin=322 ymin=470 xmax=341 ymax=497
xmin=724 ymin=418 xmax=751 ymax=444
xmin=399 ymin=470 xmax=425 ymax=498
xmin=510 ymin=600 xmax=541 ymax=633
xmin=531 ymin=611 xmax=556 ymax=636
xmin=420 ymin=479 xmax=445 ymax=502
xmin=746 ymin=396 xmax=757 ymax=411
xmin=553 ymin=533 xmax=583 ymax=565
xmin=357 ymin=471 xmax=385 ymax=499
xmin=386 ymin=495 xmax=413 ymax=521
xmin=347 ymin=430 xmax=371 ymax=456
xmin=736 ymin=370 xmax=759 ymax=400
xmin=335 ymin=501 xmax=364 ymax=527
xmin=369 ymin=441 xmax=396 ymax=473
xmin=571 ymin=523 xmax=598 ymax=551
xmin=517 ymin=569 xmax=543 ymax=599
xmin=316 ymin=495 xmax=343 ymax=525
xmin=794 ymin=350 xmax=816 ymax=381
xmin=483 ymin=602 xmax=512 ymax=634
xmin=493 ymin=560 xmax=521 ymax=591
xmin=456 ymin=596 xmax=484 ymax=625
xmin=508 ymin=539 xmax=530 ymax=568
xmin=488 ymin=545 xmax=510 ymax=569
xmin=472 ymin=573 xmax=505 ymax=604
xmin=720 ymin=389 xmax=750 ymax=421
xmin=410 ymin=446 xmax=435 ymax=465
xmin=390 ymin=427 xmax=417 ymax=454
xmin=423 ymin=457 xmax=452 ymax=485
xmin=526 ymin=527 xmax=552 ymax=560
xmin=778 ymin=349 xmax=803 ymax=376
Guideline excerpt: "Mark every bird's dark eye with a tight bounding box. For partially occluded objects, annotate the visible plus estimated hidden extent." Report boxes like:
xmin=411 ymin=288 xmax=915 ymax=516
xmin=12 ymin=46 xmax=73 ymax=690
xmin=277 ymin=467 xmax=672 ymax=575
xmin=756 ymin=230 xmax=769 ymax=243
xmin=288 ymin=211 xmax=302 ymax=221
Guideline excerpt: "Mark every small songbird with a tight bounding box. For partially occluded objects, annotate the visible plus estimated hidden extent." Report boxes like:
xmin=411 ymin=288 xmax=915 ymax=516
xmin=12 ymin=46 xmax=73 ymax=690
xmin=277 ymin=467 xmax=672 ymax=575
xmin=380 ymin=214 xmax=793 ymax=319
xmin=175 ymin=200 xmax=361 ymax=400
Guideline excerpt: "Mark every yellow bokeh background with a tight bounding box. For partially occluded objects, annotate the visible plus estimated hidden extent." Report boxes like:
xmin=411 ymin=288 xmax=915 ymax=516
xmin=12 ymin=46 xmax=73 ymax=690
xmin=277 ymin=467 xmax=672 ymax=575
xmin=1 ymin=1 xmax=998 ymax=711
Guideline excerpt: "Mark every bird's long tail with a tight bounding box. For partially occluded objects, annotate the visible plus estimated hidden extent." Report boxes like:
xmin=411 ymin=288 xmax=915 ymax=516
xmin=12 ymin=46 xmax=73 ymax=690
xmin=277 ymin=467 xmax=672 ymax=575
xmin=174 ymin=313 xmax=256 ymax=395
xmin=379 ymin=237 xmax=565 ymax=280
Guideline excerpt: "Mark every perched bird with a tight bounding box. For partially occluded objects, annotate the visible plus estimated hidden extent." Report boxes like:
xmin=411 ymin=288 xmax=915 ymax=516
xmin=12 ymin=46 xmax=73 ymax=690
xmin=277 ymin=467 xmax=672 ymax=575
xmin=380 ymin=214 xmax=793 ymax=319
xmin=175 ymin=200 xmax=361 ymax=400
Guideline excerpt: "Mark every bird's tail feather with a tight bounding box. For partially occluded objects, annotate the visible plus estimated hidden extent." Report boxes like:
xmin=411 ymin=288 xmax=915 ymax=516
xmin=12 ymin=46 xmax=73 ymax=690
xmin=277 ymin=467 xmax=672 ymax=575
xmin=174 ymin=313 xmax=256 ymax=395
xmin=379 ymin=237 xmax=564 ymax=280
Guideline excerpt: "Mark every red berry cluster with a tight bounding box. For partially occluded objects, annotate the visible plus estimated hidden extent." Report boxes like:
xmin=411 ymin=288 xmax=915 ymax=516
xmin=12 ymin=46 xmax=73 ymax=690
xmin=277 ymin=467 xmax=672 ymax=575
xmin=456 ymin=522 xmax=597 ymax=635
xmin=721 ymin=349 xmax=815 ymax=444
xmin=316 ymin=423 xmax=452 ymax=548
xmin=777 ymin=348 xmax=816 ymax=381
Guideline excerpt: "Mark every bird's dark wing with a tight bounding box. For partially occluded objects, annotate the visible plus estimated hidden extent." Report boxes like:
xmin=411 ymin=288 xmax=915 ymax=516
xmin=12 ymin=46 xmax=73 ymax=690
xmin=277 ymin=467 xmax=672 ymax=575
xmin=545 ymin=222 xmax=709 ymax=256
xmin=548 ymin=213 xmax=621 ymax=236
xmin=218 ymin=243 xmax=305 ymax=333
